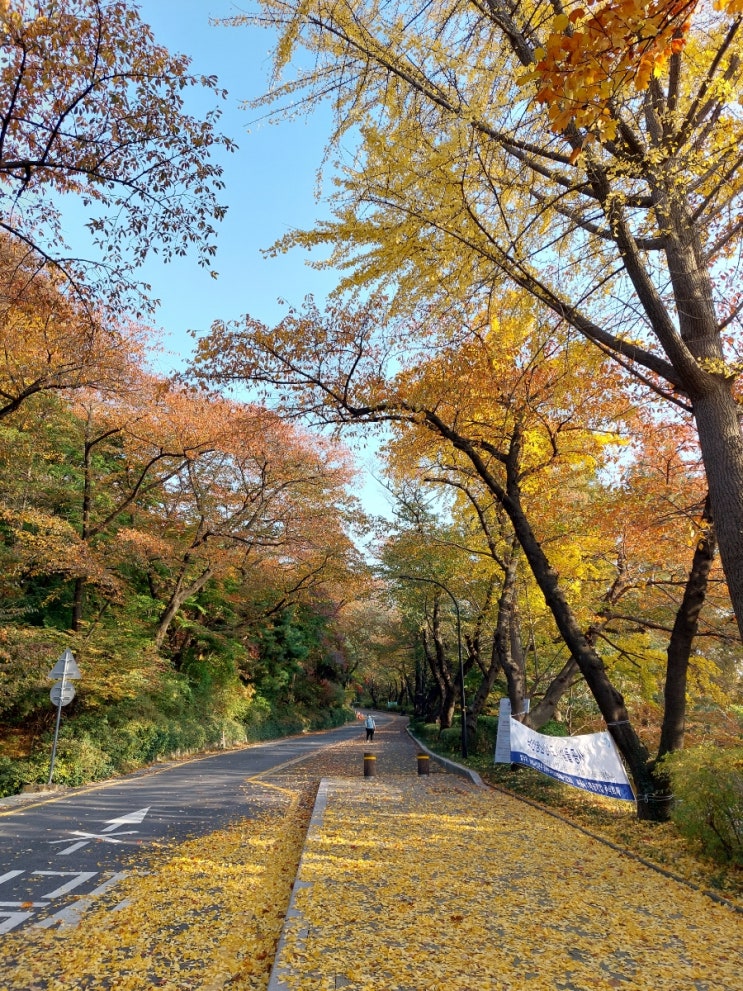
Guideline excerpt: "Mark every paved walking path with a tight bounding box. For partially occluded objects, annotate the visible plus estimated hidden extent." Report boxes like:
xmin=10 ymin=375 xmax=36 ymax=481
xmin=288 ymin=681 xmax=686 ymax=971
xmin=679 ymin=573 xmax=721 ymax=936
xmin=264 ymin=716 xmax=742 ymax=991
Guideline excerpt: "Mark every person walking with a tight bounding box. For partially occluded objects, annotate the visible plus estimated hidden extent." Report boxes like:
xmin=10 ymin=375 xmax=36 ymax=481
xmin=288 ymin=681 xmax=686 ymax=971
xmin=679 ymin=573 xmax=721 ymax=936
xmin=364 ymin=713 xmax=376 ymax=742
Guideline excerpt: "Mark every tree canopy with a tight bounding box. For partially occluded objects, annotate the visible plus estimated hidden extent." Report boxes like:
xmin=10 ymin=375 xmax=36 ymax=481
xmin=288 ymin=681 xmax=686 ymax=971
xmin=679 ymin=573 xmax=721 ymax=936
xmin=0 ymin=0 xmax=233 ymax=314
xmin=226 ymin=0 xmax=743 ymax=639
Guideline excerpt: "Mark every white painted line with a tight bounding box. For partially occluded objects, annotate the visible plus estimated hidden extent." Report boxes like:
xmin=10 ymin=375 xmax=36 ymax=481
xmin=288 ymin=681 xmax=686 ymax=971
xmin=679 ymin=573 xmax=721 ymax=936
xmin=50 ymin=840 xmax=90 ymax=856
xmin=50 ymin=830 xmax=136 ymax=855
xmin=34 ymin=871 xmax=129 ymax=930
xmin=34 ymin=871 xmax=97 ymax=898
xmin=102 ymin=807 xmax=150 ymax=831
xmin=0 ymin=910 xmax=33 ymax=934
xmin=46 ymin=807 xmax=150 ymax=856
xmin=0 ymin=870 xmax=24 ymax=886
xmin=0 ymin=901 xmax=49 ymax=908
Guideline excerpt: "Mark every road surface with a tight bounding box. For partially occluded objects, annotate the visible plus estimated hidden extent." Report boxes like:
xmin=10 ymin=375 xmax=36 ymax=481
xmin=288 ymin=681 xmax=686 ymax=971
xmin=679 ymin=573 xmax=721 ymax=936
xmin=0 ymin=720 xmax=371 ymax=935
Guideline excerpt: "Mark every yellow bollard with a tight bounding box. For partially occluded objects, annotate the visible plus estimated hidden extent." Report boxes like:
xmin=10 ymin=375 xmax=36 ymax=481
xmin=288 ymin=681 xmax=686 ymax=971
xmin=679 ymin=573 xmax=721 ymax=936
xmin=417 ymin=753 xmax=430 ymax=776
xmin=363 ymin=753 xmax=376 ymax=777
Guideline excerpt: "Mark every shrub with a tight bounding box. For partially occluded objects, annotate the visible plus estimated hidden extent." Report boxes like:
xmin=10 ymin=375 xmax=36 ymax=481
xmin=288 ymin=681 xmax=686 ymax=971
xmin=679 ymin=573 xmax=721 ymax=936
xmin=659 ymin=745 xmax=742 ymax=865
xmin=438 ymin=726 xmax=463 ymax=754
xmin=0 ymin=756 xmax=28 ymax=796
xmin=309 ymin=705 xmax=355 ymax=731
xmin=540 ymin=719 xmax=569 ymax=737
xmin=48 ymin=734 xmax=115 ymax=787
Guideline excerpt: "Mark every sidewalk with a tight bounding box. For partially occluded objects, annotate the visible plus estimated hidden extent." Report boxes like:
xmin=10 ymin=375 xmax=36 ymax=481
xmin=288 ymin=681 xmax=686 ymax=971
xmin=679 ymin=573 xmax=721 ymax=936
xmin=265 ymin=716 xmax=742 ymax=991
xmin=268 ymin=715 xmax=456 ymax=780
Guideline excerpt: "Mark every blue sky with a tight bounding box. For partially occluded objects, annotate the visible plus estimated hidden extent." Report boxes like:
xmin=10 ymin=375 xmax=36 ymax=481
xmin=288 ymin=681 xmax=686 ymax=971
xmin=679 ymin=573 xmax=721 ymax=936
xmin=129 ymin=2 xmax=393 ymax=521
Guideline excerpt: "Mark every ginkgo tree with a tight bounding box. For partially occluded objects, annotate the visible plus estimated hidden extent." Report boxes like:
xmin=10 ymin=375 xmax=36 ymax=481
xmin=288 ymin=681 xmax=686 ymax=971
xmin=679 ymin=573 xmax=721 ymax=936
xmin=192 ymin=291 xmax=736 ymax=816
xmin=0 ymin=0 xmax=232 ymax=314
xmin=383 ymin=379 xmax=734 ymax=750
xmin=226 ymin=0 xmax=743 ymax=641
xmin=378 ymin=515 xmax=480 ymax=730
xmin=380 ymin=480 xmax=579 ymax=733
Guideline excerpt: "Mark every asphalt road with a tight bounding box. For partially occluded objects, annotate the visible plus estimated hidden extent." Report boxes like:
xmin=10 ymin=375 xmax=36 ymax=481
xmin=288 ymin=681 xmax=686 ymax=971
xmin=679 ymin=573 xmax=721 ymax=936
xmin=0 ymin=721 xmax=369 ymax=935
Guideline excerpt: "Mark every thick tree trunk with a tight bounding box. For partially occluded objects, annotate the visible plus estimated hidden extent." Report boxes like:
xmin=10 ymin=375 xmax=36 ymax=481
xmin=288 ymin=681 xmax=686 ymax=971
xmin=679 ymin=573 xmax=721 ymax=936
xmin=498 ymin=562 xmax=529 ymax=719
xmin=426 ymin=416 xmax=663 ymax=814
xmin=650 ymin=193 xmax=743 ymax=641
xmin=469 ymin=556 xmax=522 ymax=724
xmin=658 ymin=496 xmax=717 ymax=758
xmin=506 ymin=488 xmax=658 ymax=811
xmin=491 ymin=433 xmax=661 ymax=816
xmin=691 ymin=385 xmax=743 ymax=641
xmin=439 ymin=686 xmax=457 ymax=730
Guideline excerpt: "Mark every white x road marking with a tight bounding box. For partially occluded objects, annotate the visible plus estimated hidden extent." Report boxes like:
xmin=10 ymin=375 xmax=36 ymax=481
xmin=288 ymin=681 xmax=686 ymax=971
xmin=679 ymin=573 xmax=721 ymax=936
xmin=50 ymin=807 xmax=151 ymax=856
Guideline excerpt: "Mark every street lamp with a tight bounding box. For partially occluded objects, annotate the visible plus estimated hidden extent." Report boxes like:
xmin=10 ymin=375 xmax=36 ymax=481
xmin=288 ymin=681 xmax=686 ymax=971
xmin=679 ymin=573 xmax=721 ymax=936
xmin=397 ymin=574 xmax=467 ymax=758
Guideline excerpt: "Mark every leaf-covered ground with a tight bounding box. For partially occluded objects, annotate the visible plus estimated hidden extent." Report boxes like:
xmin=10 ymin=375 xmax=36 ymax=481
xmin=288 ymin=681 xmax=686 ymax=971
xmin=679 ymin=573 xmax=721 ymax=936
xmin=476 ymin=760 xmax=743 ymax=902
xmin=1 ymin=726 xmax=740 ymax=990
xmin=276 ymin=778 xmax=742 ymax=991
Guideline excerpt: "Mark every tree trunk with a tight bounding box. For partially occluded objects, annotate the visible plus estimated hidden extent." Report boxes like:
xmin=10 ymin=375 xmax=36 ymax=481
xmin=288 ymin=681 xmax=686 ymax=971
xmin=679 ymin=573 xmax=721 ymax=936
xmin=423 ymin=601 xmax=459 ymax=729
xmin=425 ymin=415 xmax=663 ymax=814
xmin=479 ymin=427 xmax=659 ymax=816
xmin=413 ymin=653 xmax=429 ymax=719
xmin=71 ymin=433 xmax=95 ymax=632
xmin=467 ymin=555 xmax=525 ymax=735
xmin=527 ymin=657 xmax=581 ymax=730
xmin=658 ymin=495 xmax=717 ymax=758
xmin=651 ymin=192 xmax=743 ymax=641
xmin=690 ymin=384 xmax=743 ymax=641
xmin=71 ymin=576 xmax=86 ymax=632
xmin=155 ymin=566 xmax=213 ymax=648
xmin=503 ymin=490 xmax=660 ymax=814
xmin=421 ymin=628 xmax=446 ymax=725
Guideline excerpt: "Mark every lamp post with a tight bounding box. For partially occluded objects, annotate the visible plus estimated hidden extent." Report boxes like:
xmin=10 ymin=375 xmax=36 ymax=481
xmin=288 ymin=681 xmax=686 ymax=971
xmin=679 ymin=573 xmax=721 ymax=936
xmin=397 ymin=574 xmax=467 ymax=758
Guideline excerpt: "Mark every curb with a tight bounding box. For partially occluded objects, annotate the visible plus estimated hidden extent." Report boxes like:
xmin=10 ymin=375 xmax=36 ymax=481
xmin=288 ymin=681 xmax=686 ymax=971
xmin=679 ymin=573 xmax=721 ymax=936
xmin=406 ymin=728 xmax=484 ymax=787
xmin=267 ymin=780 xmax=331 ymax=991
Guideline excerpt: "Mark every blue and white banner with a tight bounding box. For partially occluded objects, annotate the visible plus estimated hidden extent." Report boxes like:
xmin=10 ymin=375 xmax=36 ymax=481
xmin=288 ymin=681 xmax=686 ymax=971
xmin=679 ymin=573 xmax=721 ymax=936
xmin=509 ymin=718 xmax=635 ymax=801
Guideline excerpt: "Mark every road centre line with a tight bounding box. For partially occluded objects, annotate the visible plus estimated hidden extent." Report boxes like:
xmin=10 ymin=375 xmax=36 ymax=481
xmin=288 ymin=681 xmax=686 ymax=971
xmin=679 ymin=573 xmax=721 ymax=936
xmin=0 ymin=731 xmax=350 ymax=817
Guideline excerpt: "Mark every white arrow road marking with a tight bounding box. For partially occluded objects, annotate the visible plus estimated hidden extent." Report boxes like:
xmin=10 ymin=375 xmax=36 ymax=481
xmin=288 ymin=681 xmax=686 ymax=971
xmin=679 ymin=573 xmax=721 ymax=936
xmin=50 ymin=832 xmax=133 ymax=855
xmin=102 ymin=807 xmax=150 ymax=830
xmin=34 ymin=872 xmax=129 ymax=929
xmin=50 ymin=807 xmax=151 ymax=855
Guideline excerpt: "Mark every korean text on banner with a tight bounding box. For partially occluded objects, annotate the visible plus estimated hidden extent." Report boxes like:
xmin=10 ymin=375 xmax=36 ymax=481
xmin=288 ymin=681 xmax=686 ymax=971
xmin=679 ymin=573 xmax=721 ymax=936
xmin=509 ymin=718 xmax=635 ymax=801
